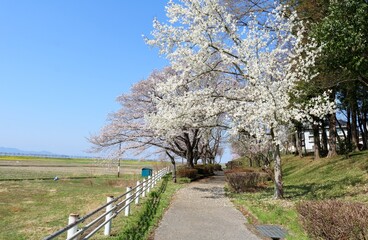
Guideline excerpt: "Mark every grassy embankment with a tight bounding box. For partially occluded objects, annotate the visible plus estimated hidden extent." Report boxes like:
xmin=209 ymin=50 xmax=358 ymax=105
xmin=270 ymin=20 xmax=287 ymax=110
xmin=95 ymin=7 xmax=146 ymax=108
xmin=228 ymin=151 xmax=368 ymax=240
xmin=0 ymin=156 xmax=175 ymax=240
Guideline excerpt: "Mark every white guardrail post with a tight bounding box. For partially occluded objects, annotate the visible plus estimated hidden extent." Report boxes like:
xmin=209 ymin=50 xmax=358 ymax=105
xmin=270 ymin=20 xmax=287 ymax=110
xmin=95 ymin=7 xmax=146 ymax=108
xmin=142 ymin=178 xmax=147 ymax=198
xmin=135 ymin=181 xmax=140 ymax=205
xmin=125 ymin=187 xmax=132 ymax=216
xmin=147 ymin=176 xmax=151 ymax=193
xmin=67 ymin=213 xmax=79 ymax=239
xmin=104 ymin=196 xmax=114 ymax=236
xmin=44 ymin=167 xmax=171 ymax=240
xmin=152 ymin=174 xmax=155 ymax=188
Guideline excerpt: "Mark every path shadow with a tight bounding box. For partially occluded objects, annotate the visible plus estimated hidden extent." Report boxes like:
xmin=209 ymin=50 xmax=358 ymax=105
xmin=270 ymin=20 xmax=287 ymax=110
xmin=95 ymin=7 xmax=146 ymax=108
xmin=284 ymin=175 xmax=364 ymax=199
xmin=192 ymin=186 xmax=224 ymax=199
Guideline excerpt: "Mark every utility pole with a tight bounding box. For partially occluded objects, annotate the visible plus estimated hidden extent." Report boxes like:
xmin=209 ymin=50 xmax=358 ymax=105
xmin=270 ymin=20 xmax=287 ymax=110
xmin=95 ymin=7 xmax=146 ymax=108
xmin=118 ymin=142 xmax=121 ymax=178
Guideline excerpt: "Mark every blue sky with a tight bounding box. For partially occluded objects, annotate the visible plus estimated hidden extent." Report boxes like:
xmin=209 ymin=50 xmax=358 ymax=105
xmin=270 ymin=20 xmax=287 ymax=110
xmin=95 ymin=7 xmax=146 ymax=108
xmin=0 ymin=1 xmax=169 ymax=156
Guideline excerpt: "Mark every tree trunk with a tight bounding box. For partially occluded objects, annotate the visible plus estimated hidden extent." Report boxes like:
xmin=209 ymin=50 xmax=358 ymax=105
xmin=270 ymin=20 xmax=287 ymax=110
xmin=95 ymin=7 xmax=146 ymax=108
xmin=351 ymin=102 xmax=360 ymax=151
xmin=184 ymin=130 xmax=199 ymax=168
xmin=312 ymin=121 xmax=321 ymax=160
xmin=292 ymin=131 xmax=298 ymax=156
xmin=296 ymin=126 xmax=303 ymax=158
xmin=285 ymin=141 xmax=290 ymax=155
xmin=327 ymin=113 xmax=338 ymax=157
xmin=363 ymin=111 xmax=368 ymax=150
xmin=186 ymin=151 xmax=194 ymax=168
xmin=166 ymin=151 xmax=177 ymax=183
xmin=321 ymin=120 xmax=328 ymax=156
xmin=271 ymin=128 xmax=283 ymax=199
xmin=336 ymin=117 xmax=347 ymax=140
xmin=347 ymin=107 xmax=352 ymax=147
xmin=358 ymin=115 xmax=366 ymax=150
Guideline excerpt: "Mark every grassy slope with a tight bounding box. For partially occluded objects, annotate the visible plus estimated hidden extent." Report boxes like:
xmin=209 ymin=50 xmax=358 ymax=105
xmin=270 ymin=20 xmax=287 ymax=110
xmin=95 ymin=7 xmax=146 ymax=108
xmin=229 ymin=151 xmax=368 ymax=240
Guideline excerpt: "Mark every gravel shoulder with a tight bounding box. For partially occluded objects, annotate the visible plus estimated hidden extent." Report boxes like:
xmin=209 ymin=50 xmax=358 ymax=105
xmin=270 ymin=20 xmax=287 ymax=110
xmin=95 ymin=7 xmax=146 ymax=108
xmin=154 ymin=172 xmax=261 ymax=240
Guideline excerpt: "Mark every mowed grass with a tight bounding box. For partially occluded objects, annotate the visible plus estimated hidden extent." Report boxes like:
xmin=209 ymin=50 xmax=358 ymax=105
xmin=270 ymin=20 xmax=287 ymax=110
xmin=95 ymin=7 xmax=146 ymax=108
xmin=0 ymin=156 xmax=170 ymax=240
xmin=0 ymin=155 xmax=96 ymax=164
xmin=0 ymin=155 xmax=157 ymax=166
xmin=229 ymin=151 xmax=368 ymax=239
xmin=0 ymin=156 xmax=164 ymax=180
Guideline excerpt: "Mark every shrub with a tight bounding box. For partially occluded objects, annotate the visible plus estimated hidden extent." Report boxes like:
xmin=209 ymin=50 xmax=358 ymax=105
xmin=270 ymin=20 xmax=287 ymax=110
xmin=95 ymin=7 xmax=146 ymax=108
xmin=225 ymin=160 xmax=244 ymax=169
xmin=224 ymin=167 xmax=256 ymax=174
xmin=194 ymin=164 xmax=214 ymax=175
xmin=212 ymin=164 xmax=222 ymax=171
xmin=225 ymin=172 xmax=267 ymax=193
xmin=177 ymin=167 xmax=198 ymax=179
xmin=297 ymin=200 xmax=368 ymax=240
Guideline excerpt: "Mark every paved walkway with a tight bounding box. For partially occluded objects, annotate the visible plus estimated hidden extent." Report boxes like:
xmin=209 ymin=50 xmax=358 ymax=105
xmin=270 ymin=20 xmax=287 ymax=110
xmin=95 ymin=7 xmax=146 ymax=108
xmin=154 ymin=173 xmax=261 ymax=240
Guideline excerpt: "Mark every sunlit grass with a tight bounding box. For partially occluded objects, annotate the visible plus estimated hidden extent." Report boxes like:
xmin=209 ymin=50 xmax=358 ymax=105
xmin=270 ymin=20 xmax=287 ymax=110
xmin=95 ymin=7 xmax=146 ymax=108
xmin=0 ymin=175 xmax=142 ymax=240
xmin=0 ymin=155 xmax=157 ymax=166
xmin=228 ymin=150 xmax=368 ymax=239
xmin=0 ymin=156 xmax=171 ymax=239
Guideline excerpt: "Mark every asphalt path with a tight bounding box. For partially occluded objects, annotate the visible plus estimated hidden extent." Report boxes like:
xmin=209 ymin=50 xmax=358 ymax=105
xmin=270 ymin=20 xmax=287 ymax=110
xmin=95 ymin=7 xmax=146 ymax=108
xmin=154 ymin=172 xmax=261 ymax=240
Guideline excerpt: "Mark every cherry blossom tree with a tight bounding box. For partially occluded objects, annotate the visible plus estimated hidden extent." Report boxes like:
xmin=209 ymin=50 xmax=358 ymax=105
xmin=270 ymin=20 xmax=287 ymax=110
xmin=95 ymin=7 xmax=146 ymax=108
xmin=89 ymin=67 xmax=225 ymax=170
xmin=146 ymin=0 xmax=334 ymax=198
xmin=230 ymin=131 xmax=273 ymax=168
xmin=89 ymin=68 xmax=171 ymax=158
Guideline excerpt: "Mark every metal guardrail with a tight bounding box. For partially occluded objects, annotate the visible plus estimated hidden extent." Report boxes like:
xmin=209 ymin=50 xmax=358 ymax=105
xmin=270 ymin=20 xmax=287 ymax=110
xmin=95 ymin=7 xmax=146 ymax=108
xmin=43 ymin=167 xmax=171 ymax=240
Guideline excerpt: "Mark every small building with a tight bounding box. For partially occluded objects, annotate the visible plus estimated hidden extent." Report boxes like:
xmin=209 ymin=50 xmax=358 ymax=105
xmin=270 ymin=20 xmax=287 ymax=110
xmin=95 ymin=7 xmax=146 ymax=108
xmin=301 ymin=120 xmax=363 ymax=153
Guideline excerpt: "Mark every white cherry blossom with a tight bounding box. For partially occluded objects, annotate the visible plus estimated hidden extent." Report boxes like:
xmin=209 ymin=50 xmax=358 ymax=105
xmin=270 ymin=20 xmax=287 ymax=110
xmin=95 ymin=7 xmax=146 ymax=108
xmin=146 ymin=0 xmax=334 ymax=198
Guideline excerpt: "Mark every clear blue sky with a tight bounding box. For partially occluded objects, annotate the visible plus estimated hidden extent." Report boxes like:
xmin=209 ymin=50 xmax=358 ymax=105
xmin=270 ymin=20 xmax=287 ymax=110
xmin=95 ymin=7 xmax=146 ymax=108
xmin=0 ymin=1 xmax=169 ymax=156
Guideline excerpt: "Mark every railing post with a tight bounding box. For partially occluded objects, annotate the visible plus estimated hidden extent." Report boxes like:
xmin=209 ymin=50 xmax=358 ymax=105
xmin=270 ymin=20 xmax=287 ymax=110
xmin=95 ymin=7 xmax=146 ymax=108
xmin=135 ymin=181 xmax=140 ymax=205
xmin=125 ymin=187 xmax=132 ymax=216
xmin=67 ymin=213 xmax=79 ymax=239
xmin=153 ymin=172 xmax=156 ymax=186
xmin=142 ymin=178 xmax=146 ymax=198
xmin=147 ymin=176 xmax=151 ymax=193
xmin=104 ymin=196 xmax=114 ymax=236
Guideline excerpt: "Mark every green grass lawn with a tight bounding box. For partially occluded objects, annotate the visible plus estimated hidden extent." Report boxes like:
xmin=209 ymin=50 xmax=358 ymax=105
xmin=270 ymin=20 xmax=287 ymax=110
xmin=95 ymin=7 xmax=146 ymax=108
xmin=228 ymin=151 xmax=368 ymax=239
xmin=0 ymin=155 xmax=95 ymax=164
xmin=0 ymin=156 xmax=169 ymax=180
xmin=0 ymin=175 xmax=140 ymax=239
xmin=0 ymin=156 xmax=171 ymax=239
xmin=0 ymin=155 xmax=158 ymax=165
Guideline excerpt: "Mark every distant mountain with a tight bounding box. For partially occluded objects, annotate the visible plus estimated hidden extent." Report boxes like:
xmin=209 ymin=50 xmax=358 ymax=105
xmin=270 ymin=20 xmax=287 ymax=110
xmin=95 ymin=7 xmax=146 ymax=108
xmin=0 ymin=147 xmax=54 ymax=155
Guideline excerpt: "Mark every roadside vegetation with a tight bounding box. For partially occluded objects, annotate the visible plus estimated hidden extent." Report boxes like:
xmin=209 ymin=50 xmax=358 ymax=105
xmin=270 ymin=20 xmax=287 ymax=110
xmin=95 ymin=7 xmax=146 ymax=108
xmin=112 ymin=175 xmax=184 ymax=240
xmin=226 ymin=151 xmax=368 ymax=239
xmin=0 ymin=156 xmax=172 ymax=240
